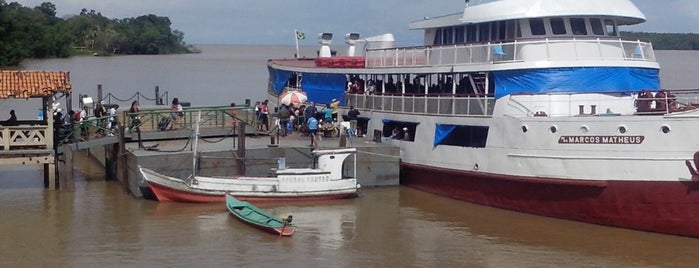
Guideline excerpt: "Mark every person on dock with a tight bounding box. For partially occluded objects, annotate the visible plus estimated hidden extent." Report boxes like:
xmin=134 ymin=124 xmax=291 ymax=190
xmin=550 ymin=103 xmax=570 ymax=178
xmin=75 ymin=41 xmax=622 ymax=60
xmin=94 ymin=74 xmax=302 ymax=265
xmin=259 ymin=100 xmax=269 ymax=132
xmin=330 ymin=98 xmax=340 ymax=121
xmin=322 ymin=104 xmax=333 ymax=123
xmin=170 ymin=98 xmax=183 ymax=130
xmin=278 ymin=104 xmax=290 ymax=137
xmin=94 ymin=101 xmax=107 ymax=137
xmin=307 ymin=115 xmax=319 ymax=147
xmin=106 ymin=104 xmax=119 ymax=136
xmin=129 ymin=100 xmax=141 ymax=132
xmin=304 ymin=102 xmax=317 ymax=126
xmin=4 ymin=109 xmax=18 ymax=126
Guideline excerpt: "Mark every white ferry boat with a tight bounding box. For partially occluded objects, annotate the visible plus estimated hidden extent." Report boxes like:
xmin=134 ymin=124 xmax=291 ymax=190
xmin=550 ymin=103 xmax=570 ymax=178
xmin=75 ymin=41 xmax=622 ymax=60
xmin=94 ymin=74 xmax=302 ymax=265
xmin=266 ymin=0 xmax=699 ymax=237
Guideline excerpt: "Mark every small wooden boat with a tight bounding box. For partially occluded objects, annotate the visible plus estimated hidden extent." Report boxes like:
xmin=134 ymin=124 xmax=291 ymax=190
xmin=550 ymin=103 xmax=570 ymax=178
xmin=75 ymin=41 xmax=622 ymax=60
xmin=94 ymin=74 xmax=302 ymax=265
xmin=226 ymin=193 xmax=295 ymax=236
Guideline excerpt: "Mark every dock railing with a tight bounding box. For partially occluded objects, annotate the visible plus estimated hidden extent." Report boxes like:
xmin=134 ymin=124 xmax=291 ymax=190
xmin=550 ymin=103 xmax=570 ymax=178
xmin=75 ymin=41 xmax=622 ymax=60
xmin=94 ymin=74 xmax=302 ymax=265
xmin=121 ymin=105 xmax=257 ymax=133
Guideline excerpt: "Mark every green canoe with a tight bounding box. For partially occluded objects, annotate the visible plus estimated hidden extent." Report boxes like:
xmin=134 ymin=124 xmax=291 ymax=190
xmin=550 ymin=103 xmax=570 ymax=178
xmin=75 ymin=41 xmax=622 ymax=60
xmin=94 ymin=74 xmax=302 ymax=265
xmin=225 ymin=193 xmax=295 ymax=236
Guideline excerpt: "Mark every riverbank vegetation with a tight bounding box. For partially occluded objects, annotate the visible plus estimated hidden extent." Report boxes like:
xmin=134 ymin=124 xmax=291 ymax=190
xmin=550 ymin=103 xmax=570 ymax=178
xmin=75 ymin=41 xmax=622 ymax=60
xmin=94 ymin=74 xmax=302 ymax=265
xmin=621 ymin=32 xmax=699 ymax=50
xmin=0 ymin=1 xmax=193 ymax=66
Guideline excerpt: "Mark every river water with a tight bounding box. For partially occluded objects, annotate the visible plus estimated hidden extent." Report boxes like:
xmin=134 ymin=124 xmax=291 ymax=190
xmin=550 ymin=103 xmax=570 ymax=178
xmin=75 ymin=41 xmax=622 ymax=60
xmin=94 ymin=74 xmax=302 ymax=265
xmin=1 ymin=46 xmax=699 ymax=267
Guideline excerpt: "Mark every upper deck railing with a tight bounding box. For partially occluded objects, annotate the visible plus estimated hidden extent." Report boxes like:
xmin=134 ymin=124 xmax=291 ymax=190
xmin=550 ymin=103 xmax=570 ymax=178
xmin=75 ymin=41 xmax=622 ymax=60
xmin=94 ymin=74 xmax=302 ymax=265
xmin=365 ymin=38 xmax=655 ymax=68
xmin=346 ymin=93 xmax=495 ymax=117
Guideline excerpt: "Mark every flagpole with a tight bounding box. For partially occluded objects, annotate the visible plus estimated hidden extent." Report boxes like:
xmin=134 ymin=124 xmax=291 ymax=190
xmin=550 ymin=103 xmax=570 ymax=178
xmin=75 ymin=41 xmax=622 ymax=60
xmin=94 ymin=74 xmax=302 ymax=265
xmin=294 ymin=29 xmax=300 ymax=59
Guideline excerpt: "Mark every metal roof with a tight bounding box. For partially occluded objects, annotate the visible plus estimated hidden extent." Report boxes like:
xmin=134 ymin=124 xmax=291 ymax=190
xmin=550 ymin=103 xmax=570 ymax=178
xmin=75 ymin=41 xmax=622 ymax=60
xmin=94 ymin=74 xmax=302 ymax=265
xmin=409 ymin=0 xmax=646 ymax=29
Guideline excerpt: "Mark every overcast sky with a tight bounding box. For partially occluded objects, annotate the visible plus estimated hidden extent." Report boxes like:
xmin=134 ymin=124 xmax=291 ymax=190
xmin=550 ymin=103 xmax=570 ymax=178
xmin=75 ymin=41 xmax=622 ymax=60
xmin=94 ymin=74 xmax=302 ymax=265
xmin=13 ymin=0 xmax=699 ymax=45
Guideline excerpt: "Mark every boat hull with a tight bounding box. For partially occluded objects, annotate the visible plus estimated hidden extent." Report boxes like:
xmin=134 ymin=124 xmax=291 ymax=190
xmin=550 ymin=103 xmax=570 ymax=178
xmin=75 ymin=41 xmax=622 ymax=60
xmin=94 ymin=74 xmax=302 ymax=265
xmin=226 ymin=194 xmax=296 ymax=236
xmin=140 ymin=167 xmax=359 ymax=203
xmin=401 ymin=163 xmax=699 ymax=237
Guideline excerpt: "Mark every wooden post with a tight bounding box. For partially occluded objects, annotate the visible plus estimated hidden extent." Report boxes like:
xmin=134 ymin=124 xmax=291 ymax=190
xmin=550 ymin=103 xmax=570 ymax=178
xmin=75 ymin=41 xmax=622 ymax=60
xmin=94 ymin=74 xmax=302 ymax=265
xmin=339 ymin=127 xmax=347 ymax=147
xmin=155 ymin=86 xmax=160 ymax=105
xmin=236 ymin=119 xmax=246 ymax=175
xmin=66 ymin=92 xmax=73 ymax=116
xmin=61 ymin=144 xmax=75 ymax=191
xmin=117 ymin=126 xmax=130 ymax=194
xmin=97 ymin=84 xmax=103 ymax=103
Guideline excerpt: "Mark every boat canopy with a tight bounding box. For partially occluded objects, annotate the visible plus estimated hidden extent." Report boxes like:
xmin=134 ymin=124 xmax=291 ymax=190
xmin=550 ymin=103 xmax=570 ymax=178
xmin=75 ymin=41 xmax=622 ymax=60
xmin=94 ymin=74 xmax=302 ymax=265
xmin=268 ymin=67 xmax=346 ymax=105
xmin=492 ymin=67 xmax=659 ymax=99
xmin=409 ymin=0 xmax=645 ymax=30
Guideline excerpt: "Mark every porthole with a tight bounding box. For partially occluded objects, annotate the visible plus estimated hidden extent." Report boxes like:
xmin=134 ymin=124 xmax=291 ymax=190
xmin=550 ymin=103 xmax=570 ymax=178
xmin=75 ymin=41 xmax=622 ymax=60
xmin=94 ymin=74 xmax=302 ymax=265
xmin=579 ymin=125 xmax=589 ymax=133
xmin=521 ymin=125 xmax=528 ymax=133
xmin=549 ymin=125 xmax=558 ymax=133
xmin=618 ymin=125 xmax=627 ymax=134
xmin=660 ymin=125 xmax=671 ymax=134
xmin=474 ymin=163 xmax=479 ymax=170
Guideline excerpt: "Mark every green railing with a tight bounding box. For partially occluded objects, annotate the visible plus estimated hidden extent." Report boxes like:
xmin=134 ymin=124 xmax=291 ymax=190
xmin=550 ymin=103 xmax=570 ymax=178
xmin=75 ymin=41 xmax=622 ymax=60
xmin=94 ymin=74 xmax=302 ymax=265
xmin=55 ymin=106 xmax=257 ymax=147
xmin=121 ymin=105 xmax=257 ymax=133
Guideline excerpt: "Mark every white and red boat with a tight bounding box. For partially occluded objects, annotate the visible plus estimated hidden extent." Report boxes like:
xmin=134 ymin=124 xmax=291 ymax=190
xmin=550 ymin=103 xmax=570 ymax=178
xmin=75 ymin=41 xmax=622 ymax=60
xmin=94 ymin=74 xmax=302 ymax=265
xmin=140 ymin=148 xmax=360 ymax=202
xmin=266 ymin=0 xmax=699 ymax=237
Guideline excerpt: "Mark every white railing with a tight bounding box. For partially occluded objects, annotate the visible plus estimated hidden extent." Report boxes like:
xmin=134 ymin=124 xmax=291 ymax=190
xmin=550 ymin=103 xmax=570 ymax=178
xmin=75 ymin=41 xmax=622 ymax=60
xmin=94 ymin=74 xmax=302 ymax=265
xmin=365 ymin=38 xmax=655 ymax=68
xmin=346 ymin=93 xmax=495 ymax=116
xmin=0 ymin=126 xmax=52 ymax=151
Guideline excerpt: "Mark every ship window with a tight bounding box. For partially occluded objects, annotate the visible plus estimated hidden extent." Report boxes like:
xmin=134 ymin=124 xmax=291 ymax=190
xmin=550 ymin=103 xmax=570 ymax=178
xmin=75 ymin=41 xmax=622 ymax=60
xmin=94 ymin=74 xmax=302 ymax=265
xmin=434 ymin=124 xmax=489 ymax=148
xmin=498 ymin=21 xmax=507 ymax=40
xmin=434 ymin=28 xmax=443 ymax=45
xmin=506 ymin=20 xmax=517 ymax=40
xmin=382 ymin=120 xmax=419 ymax=142
xmin=479 ymin=23 xmax=491 ymax=41
xmin=529 ymin=18 xmax=546 ymax=35
xmin=466 ymin=24 xmax=477 ymax=42
xmin=443 ymin=27 xmax=454 ymax=45
xmin=570 ymin=18 xmax=587 ymax=35
xmin=590 ymin=18 xmax=604 ymax=35
xmin=605 ymin=19 xmax=617 ymax=36
xmin=455 ymin=26 xmax=465 ymax=43
xmin=550 ymin=18 xmax=566 ymax=35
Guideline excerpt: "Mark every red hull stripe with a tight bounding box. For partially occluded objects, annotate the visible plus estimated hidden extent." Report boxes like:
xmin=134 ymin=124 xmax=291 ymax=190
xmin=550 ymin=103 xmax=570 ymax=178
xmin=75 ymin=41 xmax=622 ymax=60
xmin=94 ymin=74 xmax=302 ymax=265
xmin=147 ymin=182 xmax=355 ymax=203
xmin=401 ymin=163 xmax=699 ymax=237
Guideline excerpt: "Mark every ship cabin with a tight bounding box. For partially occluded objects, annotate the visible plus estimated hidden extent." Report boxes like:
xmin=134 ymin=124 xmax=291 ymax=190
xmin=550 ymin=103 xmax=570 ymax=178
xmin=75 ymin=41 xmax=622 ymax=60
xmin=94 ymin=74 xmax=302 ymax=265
xmin=269 ymin=0 xmax=674 ymax=121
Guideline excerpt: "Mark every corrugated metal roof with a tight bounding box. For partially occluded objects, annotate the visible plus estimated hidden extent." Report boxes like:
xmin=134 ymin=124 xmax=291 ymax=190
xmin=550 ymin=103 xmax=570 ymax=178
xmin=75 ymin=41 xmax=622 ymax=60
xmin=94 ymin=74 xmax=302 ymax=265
xmin=0 ymin=71 xmax=72 ymax=99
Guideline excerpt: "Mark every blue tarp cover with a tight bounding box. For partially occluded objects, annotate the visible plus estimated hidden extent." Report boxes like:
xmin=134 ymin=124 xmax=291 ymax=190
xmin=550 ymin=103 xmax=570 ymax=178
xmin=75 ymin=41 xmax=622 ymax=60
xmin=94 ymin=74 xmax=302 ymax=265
xmin=434 ymin=124 xmax=456 ymax=147
xmin=268 ymin=67 xmax=347 ymax=105
xmin=268 ymin=67 xmax=292 ymax=95
xmin=301 ymin=73 xmax=347 ymax=105
xmin=493 ymin=67 xmax=659 ymax=99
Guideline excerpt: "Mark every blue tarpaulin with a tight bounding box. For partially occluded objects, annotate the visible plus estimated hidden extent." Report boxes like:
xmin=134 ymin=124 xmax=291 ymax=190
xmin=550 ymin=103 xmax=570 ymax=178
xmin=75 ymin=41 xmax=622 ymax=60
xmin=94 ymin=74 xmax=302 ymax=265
xmin=268 ymin=67 xmax=347 ymax=105
xmin=302 ymin=73 xmax=347 ymax=105
xmin=493 ymin=67 xmax=660 ymax=99
xmin=434 ymin=124 xmax=457 ymax=147
xmin=268 ymin=67 xmax=293 ymax=95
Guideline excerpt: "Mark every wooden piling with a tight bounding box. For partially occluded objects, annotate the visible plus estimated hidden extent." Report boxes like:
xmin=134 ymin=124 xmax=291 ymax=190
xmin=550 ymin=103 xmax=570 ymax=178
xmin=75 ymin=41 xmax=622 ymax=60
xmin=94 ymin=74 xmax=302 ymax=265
xmin=236 ymin=119 xmax=246 ymax=175
xmin=97 ymin=84 xmax=103 ymax=103
xmin=117 ymin=126 xmax=129 ymax=193
xmin=61 ymin=143 xmax=75 ymax=191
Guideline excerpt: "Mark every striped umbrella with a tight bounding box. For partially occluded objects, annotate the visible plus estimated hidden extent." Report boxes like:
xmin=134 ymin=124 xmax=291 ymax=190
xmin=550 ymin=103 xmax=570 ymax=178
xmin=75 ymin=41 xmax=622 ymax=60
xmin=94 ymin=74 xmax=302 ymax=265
xmin=279 ymin=90 xmax=307 ymax=105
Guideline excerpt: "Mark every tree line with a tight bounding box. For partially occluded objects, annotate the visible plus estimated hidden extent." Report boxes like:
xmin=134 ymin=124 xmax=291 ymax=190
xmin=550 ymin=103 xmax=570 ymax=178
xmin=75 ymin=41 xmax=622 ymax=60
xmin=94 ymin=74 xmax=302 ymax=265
xmin=0 ymin=1 xmax=192 ymax=66
xmin=622 ymin=31 xmax=699 ymax=50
